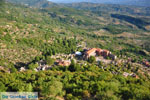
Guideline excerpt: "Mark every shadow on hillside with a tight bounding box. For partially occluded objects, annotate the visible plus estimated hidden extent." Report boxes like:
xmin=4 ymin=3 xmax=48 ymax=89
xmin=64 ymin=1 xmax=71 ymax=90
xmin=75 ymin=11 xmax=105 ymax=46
xmin=111 ymin=14 xmax=150 ymax=30
xmin=15 ymin=62 xmax=27 ymax=69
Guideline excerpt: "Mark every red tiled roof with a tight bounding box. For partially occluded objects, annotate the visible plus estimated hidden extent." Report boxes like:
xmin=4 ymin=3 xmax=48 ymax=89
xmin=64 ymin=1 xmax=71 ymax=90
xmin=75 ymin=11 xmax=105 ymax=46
xmin=56 ymin=60 xmax=71 ymax=66
xmin=86 ymin=48 xmax=97 ymax=55
xmin=96 ymin=48 xmax=103 ymax=52
xmin=103 ymin=50 xmax=110 ymax=53
xmin=145 ymin=61 xmax=150 ymax=66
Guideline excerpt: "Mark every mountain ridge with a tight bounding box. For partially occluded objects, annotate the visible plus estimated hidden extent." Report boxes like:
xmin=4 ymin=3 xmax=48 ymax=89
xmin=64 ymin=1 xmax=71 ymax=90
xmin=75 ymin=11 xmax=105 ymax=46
xmin=49 ymin=0 xmax=150 ymax=7
xmin=6 ymin=0 xmax=57 ymax=8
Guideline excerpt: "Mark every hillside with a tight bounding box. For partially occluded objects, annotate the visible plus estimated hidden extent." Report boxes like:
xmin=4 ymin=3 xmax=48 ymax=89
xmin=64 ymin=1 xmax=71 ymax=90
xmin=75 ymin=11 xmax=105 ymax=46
xmin=65 ymin=2 xmax=150 ymax=16
xmin=0 ymin=1 xmax=150 ymax=100
xmin=1 ymin=2 xmax=150 ymax=64
xmin=50 ymin=0 xmax=150 ymax=7
xmin=6 ymin=0 xmax=57 ymax=8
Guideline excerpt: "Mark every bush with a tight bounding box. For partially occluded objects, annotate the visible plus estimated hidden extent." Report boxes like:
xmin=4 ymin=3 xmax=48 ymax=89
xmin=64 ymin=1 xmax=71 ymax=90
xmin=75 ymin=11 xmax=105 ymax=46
xmin=28 ymin=63 xmax=38 ymax=70
xmin=46 ymin=56 xmax=55 ymax=66
xmin=88 ymin=56 xmax=96 ymax=63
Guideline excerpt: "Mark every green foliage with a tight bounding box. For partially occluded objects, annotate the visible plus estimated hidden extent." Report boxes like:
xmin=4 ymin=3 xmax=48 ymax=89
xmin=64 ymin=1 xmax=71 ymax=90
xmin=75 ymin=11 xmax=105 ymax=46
xmin=0 ymin=28 xmax=4 ymax=35
xmin=111 ymin=14 xmax=150 ymax=30
xmin=88 ymin=56 xmax=96 ymax=63
xmin=104 ymin=25 xmax=125 ymax=34
xmin=41 ymin=80 xmax=63 ymax=97
xmin=28 ymin=63 xmax=38 ymax=70
xmin=1 ymin=33 xmax=12 ymax=42
xmin=10 ymin=66 xmax=17 ymax=73
xmin=68 ymin=59 xmax=81 ymax=72
xmin=25 ymin=83 xmax=33 ymax=92
xmin=0 ymin=58 xmax=15 ymax=70
xmin=0 ymin=65 xmax=150 ymax=99
xmin=0 ymin=82 xmax=7 ymax=92
xmin=46 ymin=56 xmax=54 ymax=66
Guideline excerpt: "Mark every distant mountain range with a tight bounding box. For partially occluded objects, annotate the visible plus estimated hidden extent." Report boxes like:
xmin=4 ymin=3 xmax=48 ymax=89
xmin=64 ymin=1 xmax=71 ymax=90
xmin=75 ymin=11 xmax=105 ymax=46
xmin=6 ymin=0 xmax=57 ymax=8
xmin=6 ymin=0 xmax=150 ymax=7
xmin=49 ymin=0 xmax=150 ymax=7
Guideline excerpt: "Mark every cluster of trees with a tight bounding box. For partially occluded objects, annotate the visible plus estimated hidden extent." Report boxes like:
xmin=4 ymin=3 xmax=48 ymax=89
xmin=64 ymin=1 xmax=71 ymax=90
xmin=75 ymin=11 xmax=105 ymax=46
xmin=45 ymin=56 xmax=55 ymax=66
xmin=1 ymin=37 xmax=78 ymax=70
xmin=88 ymin=56 xmax=96 ymax=63
xmin=17 ymin=37 xmax=77 ymax=56
xmin=0 ymin=62 xmax=150 ymax=100
xmin=44 ymin=7 xmax=99 ymax=27
xmin=104 ymin=25 xmax=126 ymax=34
xmin=0 ymin=57 xmax=17 ymax=73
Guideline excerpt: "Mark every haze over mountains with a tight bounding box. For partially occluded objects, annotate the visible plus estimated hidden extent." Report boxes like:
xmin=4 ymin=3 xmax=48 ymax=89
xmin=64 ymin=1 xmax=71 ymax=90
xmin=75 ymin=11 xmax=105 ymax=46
xmin=6 ymin=0 xmax=57 ymax=7
xmin=49 ymin=0 xmax=150 ymax=7
xmin=6 ymin=0 xmax=150 ymax=7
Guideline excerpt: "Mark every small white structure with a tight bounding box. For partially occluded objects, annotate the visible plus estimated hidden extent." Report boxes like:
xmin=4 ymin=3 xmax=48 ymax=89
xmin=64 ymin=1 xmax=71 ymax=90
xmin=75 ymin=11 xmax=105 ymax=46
xmin=34 ymin=68 xmax=38 ymax=72
xmin=75 ymin=51 xmax=82 ymax=56
xmin=20 ymin=67 xmax=26 ymax=72
xmin=42 ymin=67 xmax=46 ymax=71
xmin=123 ymin=72 xmax=133 ymax=77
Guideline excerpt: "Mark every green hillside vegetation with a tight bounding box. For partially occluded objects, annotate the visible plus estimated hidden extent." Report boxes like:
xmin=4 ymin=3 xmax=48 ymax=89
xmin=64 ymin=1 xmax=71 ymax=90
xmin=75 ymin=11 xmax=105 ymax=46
xmin=1 ymin=65 xmax=150 ymax=100
xmin=0 ymin=1 xmax=150 ymax=99
xmin=66 ymin=3 xmax=150 ymax=16
xmin=0 ymin=0 xmax=149 ymax=70
xmin=111 ymin=14 xmax=150 ymax=30
xmin=6 ymin=0 xmax=57 ymax=8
